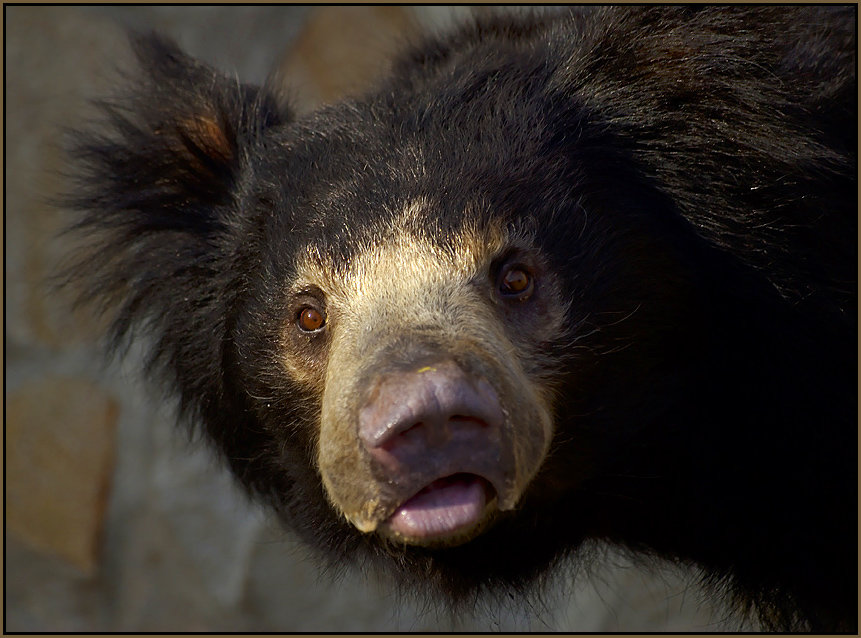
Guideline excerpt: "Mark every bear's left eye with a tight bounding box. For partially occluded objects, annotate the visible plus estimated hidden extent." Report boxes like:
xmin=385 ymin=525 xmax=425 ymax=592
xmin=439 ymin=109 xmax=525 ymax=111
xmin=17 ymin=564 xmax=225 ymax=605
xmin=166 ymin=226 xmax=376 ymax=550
xmin=297 ymin=306 xmax=326 ymax=332
xmin=498 ymin=265 xmax=534 ymax=300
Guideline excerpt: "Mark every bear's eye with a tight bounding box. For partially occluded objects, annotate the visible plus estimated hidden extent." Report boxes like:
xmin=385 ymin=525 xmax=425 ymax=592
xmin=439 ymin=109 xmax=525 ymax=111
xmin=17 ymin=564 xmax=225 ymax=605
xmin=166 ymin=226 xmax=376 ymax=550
xmin=498 ymin=265 xmax=534 ymax=299
xmin=297 ymin=306 xmax=326 ymax=332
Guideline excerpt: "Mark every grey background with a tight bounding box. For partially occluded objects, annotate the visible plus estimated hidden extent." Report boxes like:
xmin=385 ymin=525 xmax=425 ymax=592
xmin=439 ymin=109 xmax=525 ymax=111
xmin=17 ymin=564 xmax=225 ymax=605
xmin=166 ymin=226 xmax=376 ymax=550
xmin=5 ymin=6 xmax=744 ymax=631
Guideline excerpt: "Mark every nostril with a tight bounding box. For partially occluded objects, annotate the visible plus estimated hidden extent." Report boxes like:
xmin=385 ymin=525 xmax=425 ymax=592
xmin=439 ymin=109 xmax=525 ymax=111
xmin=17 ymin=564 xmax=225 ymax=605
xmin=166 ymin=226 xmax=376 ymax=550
xmin=397 ymin=421 xmax=425 ymax=440
xmin=378 ymin=416 xmax=488 ymax=452
xmin=357 ymin=361 xmax=504 ymax=452
xmin=450 ymin=415 xmax=489 ymax=426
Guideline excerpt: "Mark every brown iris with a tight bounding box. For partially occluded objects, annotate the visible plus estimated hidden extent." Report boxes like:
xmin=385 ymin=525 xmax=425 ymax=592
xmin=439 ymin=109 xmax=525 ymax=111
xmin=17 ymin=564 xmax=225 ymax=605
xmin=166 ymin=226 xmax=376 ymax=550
xmin=499 ymin=266 xmax=533 ymax=299
xmin=297 ymin=307 xmax=325 ymax=332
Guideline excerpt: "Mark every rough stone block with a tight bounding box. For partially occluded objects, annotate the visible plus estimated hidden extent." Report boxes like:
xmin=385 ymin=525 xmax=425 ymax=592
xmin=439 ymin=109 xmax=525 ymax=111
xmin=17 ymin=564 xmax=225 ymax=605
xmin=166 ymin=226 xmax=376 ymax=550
xmin=5 ymin=6 xmax=133 ymax=348
xmin=273 ymin=6 xmax=419 ymax=114
xmin=6 ymin=376 xmax=118 ymax=573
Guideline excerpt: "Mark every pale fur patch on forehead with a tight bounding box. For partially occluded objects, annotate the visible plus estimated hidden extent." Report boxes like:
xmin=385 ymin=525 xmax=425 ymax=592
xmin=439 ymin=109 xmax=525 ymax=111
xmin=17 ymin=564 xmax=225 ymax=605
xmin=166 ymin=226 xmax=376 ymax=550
xmin=292 ymin=198 xmax=514 ymax=301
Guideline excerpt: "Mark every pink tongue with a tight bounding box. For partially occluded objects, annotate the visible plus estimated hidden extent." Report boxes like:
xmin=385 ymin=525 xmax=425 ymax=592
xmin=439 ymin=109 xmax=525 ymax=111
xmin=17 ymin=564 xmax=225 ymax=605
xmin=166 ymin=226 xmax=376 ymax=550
xmin=388 ymin=476 xmax=487 ymax=540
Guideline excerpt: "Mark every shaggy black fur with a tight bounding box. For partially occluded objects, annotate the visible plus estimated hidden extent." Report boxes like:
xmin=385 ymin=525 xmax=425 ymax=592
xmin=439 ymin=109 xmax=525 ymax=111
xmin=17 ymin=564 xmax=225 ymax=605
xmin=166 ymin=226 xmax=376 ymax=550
xmin=63 ymin=6 xmax=856 ymax=631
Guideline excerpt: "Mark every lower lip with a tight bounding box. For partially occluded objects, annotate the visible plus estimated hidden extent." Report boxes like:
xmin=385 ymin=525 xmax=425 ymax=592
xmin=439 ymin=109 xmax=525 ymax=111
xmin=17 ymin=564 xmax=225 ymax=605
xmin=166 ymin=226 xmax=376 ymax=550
xmin=384 ymin=474 xmax=493 ymax=543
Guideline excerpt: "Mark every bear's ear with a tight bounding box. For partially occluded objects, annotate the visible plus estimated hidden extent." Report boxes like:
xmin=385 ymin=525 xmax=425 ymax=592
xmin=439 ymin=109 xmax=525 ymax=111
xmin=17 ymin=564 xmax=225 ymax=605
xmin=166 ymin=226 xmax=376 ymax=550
xmin=60 ymin=33 xmax=288 ymax=421
xmin=69 ymin=33 xmax=286 ymax=216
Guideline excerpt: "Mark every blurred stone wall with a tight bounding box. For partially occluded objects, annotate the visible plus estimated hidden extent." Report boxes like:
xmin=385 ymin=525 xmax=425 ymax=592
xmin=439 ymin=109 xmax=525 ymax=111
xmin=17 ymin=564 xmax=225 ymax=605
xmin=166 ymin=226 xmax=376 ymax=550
xmin=5 ymin=6 xmax=743 ymax=631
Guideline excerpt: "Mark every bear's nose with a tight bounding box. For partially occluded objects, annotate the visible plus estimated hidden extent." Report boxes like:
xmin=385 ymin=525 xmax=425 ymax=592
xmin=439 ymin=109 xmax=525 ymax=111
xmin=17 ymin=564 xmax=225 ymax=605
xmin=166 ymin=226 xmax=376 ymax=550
xmin=357 ymin=360 xmax=504 ymax=452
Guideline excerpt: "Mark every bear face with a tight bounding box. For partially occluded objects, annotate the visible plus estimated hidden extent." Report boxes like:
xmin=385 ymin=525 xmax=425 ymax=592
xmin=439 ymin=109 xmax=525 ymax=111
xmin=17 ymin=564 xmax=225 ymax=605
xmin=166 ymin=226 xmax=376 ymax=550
xmin=230 ymin=90 xmax=710 ymax=550
xmin=62 ymin=6 xmax=856 ymax=632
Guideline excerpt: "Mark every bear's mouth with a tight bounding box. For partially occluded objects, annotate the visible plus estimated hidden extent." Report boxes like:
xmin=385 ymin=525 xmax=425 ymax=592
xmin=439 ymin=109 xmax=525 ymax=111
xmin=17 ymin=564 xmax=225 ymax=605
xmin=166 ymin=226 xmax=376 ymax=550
xmin=379 ymin=473 xmax=498 ymax=546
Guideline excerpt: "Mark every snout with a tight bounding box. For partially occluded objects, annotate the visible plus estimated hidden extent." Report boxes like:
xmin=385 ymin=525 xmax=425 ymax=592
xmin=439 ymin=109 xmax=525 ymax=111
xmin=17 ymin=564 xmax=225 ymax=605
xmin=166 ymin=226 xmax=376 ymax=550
xmin=358 ymin=360 xmax=504 ymax=451
xmin=357 ymin=360 xmax=511 ymax=545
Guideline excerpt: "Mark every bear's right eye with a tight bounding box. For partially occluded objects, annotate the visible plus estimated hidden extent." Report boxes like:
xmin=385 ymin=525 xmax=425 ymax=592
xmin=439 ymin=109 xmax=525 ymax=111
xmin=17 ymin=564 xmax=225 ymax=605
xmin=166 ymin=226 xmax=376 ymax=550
xmin=497 ymin=264 xmax=534 ymax=300
xmin=297 ymin=306 xmax=326 ymax=332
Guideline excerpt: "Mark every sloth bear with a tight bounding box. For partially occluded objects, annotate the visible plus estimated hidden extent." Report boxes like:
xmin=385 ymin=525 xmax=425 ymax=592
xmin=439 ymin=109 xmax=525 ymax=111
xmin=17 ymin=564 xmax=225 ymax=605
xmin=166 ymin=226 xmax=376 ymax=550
xmin=64 ymin=6 xmax=856 ymax=632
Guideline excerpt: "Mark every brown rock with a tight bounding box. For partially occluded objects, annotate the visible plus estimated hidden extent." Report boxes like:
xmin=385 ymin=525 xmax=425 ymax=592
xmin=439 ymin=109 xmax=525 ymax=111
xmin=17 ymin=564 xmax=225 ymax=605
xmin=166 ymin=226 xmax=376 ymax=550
xmin=5 ymin=6 xmax=132 ymax=348
xmin=274 ymin=6 xmax=420 ymax=114
xmin=6 ymin=376 xmax=118 ymax=574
